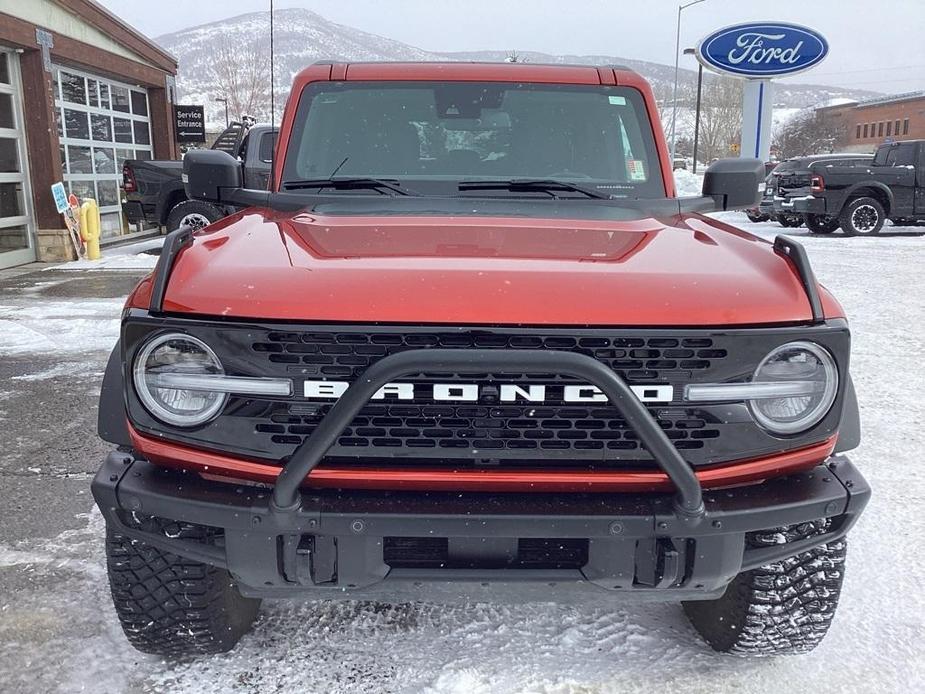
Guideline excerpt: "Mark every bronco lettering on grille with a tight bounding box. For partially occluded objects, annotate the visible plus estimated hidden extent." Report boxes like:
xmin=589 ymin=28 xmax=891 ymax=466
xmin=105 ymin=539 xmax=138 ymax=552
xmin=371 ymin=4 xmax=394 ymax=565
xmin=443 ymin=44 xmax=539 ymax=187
xmin=303 ymin=381 xmax=674 ymax=403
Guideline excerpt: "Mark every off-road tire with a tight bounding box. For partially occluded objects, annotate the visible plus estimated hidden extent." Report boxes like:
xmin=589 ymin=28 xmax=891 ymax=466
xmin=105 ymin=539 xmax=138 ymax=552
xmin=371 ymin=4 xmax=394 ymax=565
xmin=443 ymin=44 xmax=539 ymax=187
xmin=839 ymin=196 xmax=885 ymax=236
xmin=804 ymin=214 xmax=839 ymax=234
xmin=777 ymin=213 xmax=803 ymax=228
xmin=106 ymin=518 xmax=261 ymax=657
xmin=683 ymin=521 xmax=847 ymax=655
xmin=745 ymin=209 xmax=768 ymax=223
xmin=165 ymin=199 xmax=224 ymax=232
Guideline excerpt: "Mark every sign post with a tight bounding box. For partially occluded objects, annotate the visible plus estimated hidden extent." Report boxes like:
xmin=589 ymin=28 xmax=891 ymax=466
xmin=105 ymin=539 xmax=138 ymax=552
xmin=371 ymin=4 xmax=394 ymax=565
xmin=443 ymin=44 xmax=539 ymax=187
xmin=173 ymin=105 xmax=206 ymax=144
xmin=695 ymin=22 xmax=829 ymax=162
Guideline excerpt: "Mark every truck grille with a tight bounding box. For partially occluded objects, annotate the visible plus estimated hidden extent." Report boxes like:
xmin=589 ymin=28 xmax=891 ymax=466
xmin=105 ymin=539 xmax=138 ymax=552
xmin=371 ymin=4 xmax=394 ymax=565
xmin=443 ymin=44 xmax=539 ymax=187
xmin=245 ymin=329 xmax=729 ymax=463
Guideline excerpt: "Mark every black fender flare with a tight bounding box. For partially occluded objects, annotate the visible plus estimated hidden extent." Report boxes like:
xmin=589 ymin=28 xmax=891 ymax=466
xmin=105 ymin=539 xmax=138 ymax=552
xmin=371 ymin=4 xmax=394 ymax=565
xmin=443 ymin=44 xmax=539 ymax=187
xmin=155 ymin=180 xmax=188 ymax=225
xmin=834 ymin=373 xmax=861 ymax=453
xmin=98 ymin=339 xmax=131 ymax=447
xmin=842 ymin=181 xmax=894 ymax=214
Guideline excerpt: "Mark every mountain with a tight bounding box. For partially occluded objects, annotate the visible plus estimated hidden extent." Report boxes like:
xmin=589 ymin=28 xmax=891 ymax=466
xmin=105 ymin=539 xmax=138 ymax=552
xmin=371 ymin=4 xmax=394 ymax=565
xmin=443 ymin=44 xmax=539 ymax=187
xmin=156 ymin=8 xmax=881 ymax=129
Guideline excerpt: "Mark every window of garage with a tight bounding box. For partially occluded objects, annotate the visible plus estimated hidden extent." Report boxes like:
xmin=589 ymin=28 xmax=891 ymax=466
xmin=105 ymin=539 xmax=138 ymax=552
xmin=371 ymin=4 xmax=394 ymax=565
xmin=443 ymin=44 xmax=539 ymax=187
xmin=53 ymin=66 xmax=153 ymax=239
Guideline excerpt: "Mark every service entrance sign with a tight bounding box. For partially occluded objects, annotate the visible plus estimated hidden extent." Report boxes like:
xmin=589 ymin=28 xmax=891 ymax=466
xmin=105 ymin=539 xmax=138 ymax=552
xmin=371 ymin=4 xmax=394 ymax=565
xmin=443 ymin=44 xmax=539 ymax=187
xmin=174 ymin=105 xmax=206 ymax=143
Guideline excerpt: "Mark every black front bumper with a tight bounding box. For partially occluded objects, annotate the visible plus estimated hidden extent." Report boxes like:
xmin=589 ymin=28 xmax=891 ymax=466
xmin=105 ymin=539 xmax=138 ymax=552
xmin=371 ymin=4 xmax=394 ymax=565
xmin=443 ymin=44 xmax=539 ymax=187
xmin=774 ymin=195 xmax=827 ymax=215
xmin=92 ymin=451 xmax=869 ymax=602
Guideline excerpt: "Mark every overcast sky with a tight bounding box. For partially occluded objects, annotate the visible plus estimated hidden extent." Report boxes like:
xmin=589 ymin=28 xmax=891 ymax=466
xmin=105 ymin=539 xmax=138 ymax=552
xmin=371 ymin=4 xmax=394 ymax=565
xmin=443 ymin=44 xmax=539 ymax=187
xmin=97 ymin=0 xmax=925 ymax=93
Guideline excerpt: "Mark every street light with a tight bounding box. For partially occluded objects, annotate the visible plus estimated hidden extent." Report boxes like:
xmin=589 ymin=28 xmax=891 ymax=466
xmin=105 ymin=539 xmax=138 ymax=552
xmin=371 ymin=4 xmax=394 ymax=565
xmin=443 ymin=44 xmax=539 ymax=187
xmin=683 ymin=47 xmax=704 ymax=173
xmin=668 ymin=0 xmax=707 ymax=164
xmin=214 ymin=97 xmax=229 ymax=128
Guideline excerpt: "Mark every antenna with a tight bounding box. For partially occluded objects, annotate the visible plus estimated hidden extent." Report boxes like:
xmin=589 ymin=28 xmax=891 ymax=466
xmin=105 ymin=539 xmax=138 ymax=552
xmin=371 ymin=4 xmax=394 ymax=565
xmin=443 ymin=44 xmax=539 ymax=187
xmin=269 ymin=0 xmax=275 ymax=191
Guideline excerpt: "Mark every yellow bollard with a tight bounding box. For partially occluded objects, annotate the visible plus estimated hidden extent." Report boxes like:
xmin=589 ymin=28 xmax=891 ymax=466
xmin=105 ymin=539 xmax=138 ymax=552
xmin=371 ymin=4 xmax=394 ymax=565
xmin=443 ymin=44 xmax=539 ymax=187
xmin=80 ymin=199 xmax=102 ymax=261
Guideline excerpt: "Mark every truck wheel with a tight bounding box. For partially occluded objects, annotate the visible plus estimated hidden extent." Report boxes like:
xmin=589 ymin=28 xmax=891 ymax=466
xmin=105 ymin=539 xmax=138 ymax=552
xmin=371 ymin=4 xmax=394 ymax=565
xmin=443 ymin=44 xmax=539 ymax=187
xmin=683 ymin=521 xmax=846 ymax=655
xmin=745 ymin=209 xmax=768 ymax=223
xmin=777 ymin=213 xmax=803 ymax=228
xmin=166 ymin=200 xmax=224 ymax=232
xmin=804 ymin=214 xmax=839 ymax=234
xmin=106 ymin=518 xmax=260 ymax=656
xmin=839 ymin=197 xmax=885 ymax=236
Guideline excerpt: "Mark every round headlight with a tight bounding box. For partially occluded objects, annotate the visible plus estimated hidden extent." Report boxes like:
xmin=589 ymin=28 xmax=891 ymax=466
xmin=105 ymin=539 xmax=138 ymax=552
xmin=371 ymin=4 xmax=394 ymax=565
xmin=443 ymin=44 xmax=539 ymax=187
xmin=133 ymin=333 xmax=227 ymax=427
xmin=749 ymin=341 xmax=838 ymax=435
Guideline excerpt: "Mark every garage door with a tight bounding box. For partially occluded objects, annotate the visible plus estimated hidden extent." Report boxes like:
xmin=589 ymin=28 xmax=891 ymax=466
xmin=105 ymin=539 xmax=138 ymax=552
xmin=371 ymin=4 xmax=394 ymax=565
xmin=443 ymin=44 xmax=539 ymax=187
xmin=0 ymin=49 xmax=36 ymax=269
xmin=53 ymin=65 xmax=153 ymax=239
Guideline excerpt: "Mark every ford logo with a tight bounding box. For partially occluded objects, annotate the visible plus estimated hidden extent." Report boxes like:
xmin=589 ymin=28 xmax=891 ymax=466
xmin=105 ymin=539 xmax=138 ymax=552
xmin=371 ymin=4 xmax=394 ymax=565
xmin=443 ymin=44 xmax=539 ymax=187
xmin=696 ymin=22 xmax=828 ymax=78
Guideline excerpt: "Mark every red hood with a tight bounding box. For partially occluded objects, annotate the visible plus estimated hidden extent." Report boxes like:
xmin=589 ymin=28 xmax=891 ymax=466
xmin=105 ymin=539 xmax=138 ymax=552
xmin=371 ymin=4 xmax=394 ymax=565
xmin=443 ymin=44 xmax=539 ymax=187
xmin=151 ymin=209 xmax=840 ymax=325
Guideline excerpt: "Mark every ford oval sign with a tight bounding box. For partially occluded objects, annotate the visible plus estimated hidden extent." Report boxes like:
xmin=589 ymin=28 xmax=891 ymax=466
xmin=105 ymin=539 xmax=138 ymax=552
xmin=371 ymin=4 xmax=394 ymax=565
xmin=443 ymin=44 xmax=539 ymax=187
xmin=696 ymin=22 xmax=828 ymax=78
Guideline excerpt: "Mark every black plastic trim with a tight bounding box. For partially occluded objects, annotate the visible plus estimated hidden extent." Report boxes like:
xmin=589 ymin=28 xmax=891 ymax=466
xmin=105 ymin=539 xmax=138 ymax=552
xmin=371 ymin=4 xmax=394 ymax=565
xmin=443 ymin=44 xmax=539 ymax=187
xmin=97 ymin=340 xmax=130 ymax=446
xmin=148 ymin=225 xmax=193 ymax=314
xmin=834 ymin=374 xmax=861 ymax=453
xmin=92 ymin=453 xmax=869 ymax=599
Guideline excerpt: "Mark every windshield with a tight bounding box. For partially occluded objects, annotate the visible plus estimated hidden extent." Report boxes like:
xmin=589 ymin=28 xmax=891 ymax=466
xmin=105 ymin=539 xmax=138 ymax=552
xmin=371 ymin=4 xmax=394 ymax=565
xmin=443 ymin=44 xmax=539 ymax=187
xmin=281 ymin=81 xmax=666 ymax=199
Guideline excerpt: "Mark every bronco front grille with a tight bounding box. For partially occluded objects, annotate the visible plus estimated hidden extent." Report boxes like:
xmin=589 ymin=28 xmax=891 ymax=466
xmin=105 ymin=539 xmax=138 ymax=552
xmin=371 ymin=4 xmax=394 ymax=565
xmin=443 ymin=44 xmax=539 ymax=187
xmin=243 ymin=329 xmax=730 ymax=464
xmin=123 ymin=318 xmax=849 ymax=470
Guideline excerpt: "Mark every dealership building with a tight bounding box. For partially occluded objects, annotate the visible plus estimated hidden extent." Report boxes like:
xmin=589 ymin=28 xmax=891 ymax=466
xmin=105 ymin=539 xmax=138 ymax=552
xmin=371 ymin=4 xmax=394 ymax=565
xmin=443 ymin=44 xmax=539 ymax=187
xmin=0 ymin=0 xmax=179 ymax=268
xmin=816 ymin=91 xmax=925 ymax=153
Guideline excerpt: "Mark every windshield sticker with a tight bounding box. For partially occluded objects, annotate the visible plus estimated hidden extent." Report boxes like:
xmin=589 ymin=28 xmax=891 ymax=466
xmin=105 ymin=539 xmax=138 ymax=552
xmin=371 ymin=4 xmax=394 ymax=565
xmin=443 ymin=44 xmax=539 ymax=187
xmin=608 ymin=95 xmax=627 ymax=105
xmin=627 ymin=159 xmax=647 ymax=181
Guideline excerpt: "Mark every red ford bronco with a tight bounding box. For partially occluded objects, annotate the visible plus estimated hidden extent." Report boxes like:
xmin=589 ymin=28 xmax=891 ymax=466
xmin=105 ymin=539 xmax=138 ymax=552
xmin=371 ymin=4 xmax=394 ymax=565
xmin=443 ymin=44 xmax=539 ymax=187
xmin=94 ymin=62 xmax=869 ymax=657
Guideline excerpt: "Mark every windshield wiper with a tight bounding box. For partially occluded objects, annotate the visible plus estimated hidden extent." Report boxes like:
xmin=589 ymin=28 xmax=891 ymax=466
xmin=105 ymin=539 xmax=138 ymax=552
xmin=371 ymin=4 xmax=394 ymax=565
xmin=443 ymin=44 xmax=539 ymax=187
xmin=283 ymin=177 xmax=418 ymax=196
xmin=458 ymin=179 xmax=612 ymax=199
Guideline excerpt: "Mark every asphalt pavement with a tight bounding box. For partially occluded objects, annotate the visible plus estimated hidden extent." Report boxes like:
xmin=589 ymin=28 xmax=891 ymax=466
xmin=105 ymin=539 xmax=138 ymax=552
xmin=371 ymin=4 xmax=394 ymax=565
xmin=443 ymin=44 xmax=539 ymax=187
xmin=0 ymin=265 xmax=144 ymax=650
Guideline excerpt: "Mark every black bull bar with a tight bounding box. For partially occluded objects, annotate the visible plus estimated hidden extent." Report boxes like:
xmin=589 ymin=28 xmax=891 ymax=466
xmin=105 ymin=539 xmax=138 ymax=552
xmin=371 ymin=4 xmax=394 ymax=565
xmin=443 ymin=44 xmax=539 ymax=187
xmin=270 ymin=349 xmax=706 ymax=519
xmin=94 ymin=348 xmax=871 ymax=596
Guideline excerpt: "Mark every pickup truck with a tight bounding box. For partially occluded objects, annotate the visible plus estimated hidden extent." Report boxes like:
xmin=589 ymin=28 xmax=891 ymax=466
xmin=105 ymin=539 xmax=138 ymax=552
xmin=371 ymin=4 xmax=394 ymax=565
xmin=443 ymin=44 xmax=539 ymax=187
xmin=94 ymin=61 xmax=868 ymax=659
xmin=120 ymin=122 xmax=278 ymax=231
xmin=774 ymin=141 xmax=924 ymax=235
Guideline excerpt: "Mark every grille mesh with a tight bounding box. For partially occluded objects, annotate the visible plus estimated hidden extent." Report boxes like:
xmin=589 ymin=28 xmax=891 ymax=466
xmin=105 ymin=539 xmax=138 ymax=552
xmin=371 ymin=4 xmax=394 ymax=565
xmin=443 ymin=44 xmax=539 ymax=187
xmin=249 ymin=330 xmax=726 ymax=459
xmin=253 ymin=331 xmax=727 ymax=381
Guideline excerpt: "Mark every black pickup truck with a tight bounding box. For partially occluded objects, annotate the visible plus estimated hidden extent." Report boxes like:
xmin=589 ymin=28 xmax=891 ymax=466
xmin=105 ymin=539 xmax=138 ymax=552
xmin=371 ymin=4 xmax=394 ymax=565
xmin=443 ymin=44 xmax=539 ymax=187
xmin=121 ymin=122 xmax=277 ymax=231
xmin=774 ymin=140 xmax=924 ymax=235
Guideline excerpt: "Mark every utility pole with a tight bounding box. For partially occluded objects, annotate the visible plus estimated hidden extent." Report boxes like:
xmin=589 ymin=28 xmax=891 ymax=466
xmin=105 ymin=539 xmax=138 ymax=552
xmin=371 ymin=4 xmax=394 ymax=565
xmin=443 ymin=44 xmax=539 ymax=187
xmin=683 ymin=47 xmax=704 ymax=173
xmin=214 ymin=97 xmax=229 ymax=128
xmin=669 ymin=0 xmax=707 ymax=163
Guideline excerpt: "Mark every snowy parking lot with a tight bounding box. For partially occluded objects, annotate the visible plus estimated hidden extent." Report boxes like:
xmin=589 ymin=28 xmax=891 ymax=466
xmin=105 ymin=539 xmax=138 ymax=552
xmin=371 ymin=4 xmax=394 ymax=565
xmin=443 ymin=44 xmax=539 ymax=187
xmin=0 ymin=214 xmax=923 ymax=693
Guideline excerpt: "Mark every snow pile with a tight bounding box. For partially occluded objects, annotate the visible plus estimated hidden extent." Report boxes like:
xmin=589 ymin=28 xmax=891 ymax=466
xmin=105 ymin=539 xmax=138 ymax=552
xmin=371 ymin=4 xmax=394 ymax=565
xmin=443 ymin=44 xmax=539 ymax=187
xmin=48 ymin=253 xmax=158 ymax=272
xmin=673 ymin=168 xmax=703 ymax=196
xmin=0 ymin=299 xmax=123 ymax=355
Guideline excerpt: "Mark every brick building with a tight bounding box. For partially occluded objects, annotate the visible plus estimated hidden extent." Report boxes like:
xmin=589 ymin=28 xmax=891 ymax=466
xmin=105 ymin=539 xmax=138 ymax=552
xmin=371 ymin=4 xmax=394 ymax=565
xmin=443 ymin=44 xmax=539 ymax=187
xmin=816 ymin=91 xmax=925 ymax=154
xmin=0 ymin=0 xmax=178 ymax=268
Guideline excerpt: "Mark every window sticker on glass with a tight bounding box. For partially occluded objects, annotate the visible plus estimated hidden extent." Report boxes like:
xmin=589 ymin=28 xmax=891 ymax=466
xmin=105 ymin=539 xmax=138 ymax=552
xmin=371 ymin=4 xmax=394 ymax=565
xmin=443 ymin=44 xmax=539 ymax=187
xmin=626 ymin=159 xmax=646 ymax=181
xmin=608 ymin=95 xmax=627 ymax=106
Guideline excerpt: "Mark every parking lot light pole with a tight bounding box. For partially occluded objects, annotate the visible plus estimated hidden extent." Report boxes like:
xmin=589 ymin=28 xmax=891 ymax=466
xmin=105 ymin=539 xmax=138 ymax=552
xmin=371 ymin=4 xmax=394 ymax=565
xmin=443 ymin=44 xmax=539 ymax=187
xmin=214 ymin=97 xmax=229 ymax=128
xmin=683 ymin=47 xmax=704 ymax=173
xmin=669 ymin=0 xmax=707 ymax=164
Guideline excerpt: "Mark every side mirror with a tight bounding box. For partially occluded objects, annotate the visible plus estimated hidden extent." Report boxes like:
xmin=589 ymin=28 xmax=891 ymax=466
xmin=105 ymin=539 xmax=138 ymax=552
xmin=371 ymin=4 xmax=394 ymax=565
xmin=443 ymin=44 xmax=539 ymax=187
xmin=183 ymin=149 xmax=242 ymax=203
xmin=702 ymin=158 xmax=765 ymax=210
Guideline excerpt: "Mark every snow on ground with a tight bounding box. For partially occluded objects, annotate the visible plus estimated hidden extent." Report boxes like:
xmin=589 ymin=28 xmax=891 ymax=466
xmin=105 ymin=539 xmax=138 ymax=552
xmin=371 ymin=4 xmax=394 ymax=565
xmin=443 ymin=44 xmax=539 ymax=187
xmin=48 ymin=236 xmax=163 ymax=272
xmin=48 ymin=252 xmax=158 ymax=272
xmin=0 ymin=299 xmax=124 ymax=355
xmin=1 ymin=215 xmax=923 ymax=693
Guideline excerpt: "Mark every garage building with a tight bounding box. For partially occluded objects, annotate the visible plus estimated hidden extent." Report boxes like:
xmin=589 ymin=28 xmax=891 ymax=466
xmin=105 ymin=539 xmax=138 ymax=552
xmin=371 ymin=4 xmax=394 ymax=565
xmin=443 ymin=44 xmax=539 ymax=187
xmin=0 ymin=0 xmax=179 ymax=268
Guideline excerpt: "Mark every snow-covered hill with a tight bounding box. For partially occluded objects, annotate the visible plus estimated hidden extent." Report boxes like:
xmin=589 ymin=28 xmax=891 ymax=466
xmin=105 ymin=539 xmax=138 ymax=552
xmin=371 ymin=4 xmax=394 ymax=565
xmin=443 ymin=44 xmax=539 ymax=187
xmin=156 ymin=8 xmax=881 ymax=129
